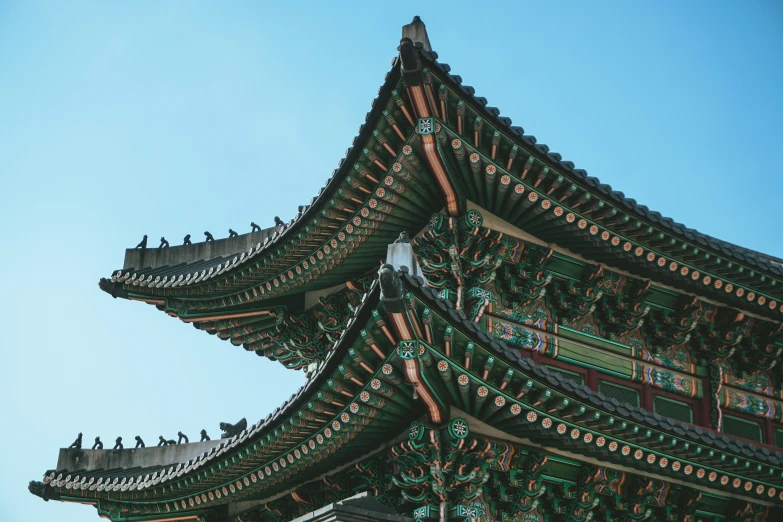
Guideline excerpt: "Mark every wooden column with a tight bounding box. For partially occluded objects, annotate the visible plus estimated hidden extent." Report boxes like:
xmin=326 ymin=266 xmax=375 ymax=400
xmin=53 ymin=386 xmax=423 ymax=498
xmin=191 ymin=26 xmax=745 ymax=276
xmin=587 ymin=368 xmax=598 ymax=391
xmin=699 ymin=375 xmax=712 ymax=428
xmin=765 ymin=418 xmax=775 ymax=446
xmin=642 ymin=385 xmax=653 ymax=412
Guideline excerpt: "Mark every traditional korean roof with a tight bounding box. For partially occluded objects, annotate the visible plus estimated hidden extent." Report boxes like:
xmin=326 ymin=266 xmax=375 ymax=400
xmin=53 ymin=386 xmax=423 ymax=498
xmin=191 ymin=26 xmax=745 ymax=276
xmin=417 ymin=52 xmax=783 ymax=278
xmin=98 ymin=20 xmax=782 ymax=373
xmin=399 ymin=47 xmax=783 ymax=322
xmin=401 ymin=270 xmax=783 ymax=470
xmin=32 ymin=16 xmax=783 ymax=522
xmin=32 ymin=269 xmax=783 ymax=520
xmin=31 ymin=280 xmax=425 ymax=519
xmin=100 ymin=57 xmax=442 ymax=309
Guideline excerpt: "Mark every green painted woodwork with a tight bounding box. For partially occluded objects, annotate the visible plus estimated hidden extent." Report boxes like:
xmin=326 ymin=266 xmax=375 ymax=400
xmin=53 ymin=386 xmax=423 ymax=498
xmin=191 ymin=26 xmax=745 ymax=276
xmin=723 ymin=415 xmax=763 ymax=444
xmin=558 ymin=325 xmax=632 ymax=356
xmin=488 ymin=309 xmax=704 ymax=400
xmin=424 ymin=63 xmax=783 ymax=319
xmin=411 ymin=290 xmax=783 ymax=498
xmin=190 ymin=286 xmax=367 ymax=371
xmin=599 ymin=380 xmax=641 ymax=408
xmin=232 ymin=419 xmax=737 ymax=522
xmin=414 ymin=209 xmax=776 ymax=403
xmin=653 ymin=396 xmax=694 ymax=424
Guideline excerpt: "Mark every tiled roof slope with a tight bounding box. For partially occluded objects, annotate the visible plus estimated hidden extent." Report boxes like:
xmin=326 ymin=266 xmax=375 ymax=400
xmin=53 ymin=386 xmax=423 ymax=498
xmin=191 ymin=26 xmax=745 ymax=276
xmin=399 ymin=269 xmax=783 ymax=468
xmin=416 ymin=48 xmax=783 ymax=279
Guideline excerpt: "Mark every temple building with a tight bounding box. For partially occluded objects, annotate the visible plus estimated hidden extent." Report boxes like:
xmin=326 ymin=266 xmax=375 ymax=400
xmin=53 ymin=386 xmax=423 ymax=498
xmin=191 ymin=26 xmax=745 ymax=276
xmin=29 ymin=17 xmax=783 ymax=522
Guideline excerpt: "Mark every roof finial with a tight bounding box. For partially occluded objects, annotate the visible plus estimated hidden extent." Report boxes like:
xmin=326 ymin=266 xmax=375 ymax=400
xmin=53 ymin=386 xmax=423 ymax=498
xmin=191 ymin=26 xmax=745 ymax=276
xmin=402 ymin=15 xmax=431 ymax=52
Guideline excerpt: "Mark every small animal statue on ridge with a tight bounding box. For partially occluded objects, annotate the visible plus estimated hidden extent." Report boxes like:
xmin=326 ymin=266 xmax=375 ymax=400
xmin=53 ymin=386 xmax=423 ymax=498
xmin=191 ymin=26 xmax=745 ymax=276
xmin=92 ymin=437 xmax=103 ymax=450
xmin=204 ymin=231 xmax=214 ymax=242
xmin=395 ymin=231 xmax=411 ymax=243
xmin=28 ymin=481 xmax=46 ymax=499
xmin=135 ymin=436 xmax=145 ymax=448
xmin=113 ymin=437 xmax=123 ymax=450
xmin=68 ymin=433 xmax=82 ymax=450
xmin=157 ymin=435 xmax=176 ymax=446
xmin=219 ymin=418 xmax=247 ymax=439
xmin=274 ymin=216 xmax=284 ymax=227
xmin=228 ymin=229 xmax=238 ymax=238
xmin=177 ymin=431 xmax=189 ymax=444
xmin=250 ymin=222 xmax=261 ymax=233
xmin=159 ymin=237 xmax=169 ymax=249
xmin=135 ymin=235 xmax=148 ymax=249
xmin=183 ymin=234 xmax=192 ymax=245
xmin=200 ymin=429 xmax=210 ymax=442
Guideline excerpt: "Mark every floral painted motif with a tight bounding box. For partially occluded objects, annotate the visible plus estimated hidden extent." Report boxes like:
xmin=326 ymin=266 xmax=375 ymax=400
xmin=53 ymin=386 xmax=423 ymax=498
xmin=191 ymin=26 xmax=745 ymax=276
xmin=687 ymin=300 xmax=716 ymax=325
xmin=495 ymin=298 xmax=552 ymax=331
xmin=594 ymin=270 xmax=627 ymax=296
xmin=489 ymin=317 xmax=556 ymax=357
xmin=724 ymin=367 xmax=781 ymax=399
xmin=501 ymin=235 xmax=527 ymax=264
xmin=722 ymin=387 xmax=783 ymax=422
xmin=586 ymin=466 xmax=624 ymax=496
xmin=625 ymin=335 xmax=645 ymax=352
xmin=567 ymin=314 xmax=601 ymax=337
xmin=632 ymin=363 xmax=697 ymax=397
xmin=639 ymin=344 xmax=693 ymax=373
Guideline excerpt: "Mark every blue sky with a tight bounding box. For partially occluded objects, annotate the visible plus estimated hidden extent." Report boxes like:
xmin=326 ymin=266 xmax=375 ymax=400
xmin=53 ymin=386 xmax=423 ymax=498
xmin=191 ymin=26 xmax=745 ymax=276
xmin=1 ymin=2 xmax=781 ymax=521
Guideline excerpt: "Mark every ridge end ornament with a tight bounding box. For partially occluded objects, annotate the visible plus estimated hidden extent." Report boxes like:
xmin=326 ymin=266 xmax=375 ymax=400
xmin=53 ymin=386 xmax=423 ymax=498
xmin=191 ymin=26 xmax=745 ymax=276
xmin=398 ymin=339 xmax=419 ymax=359
xmin=219 ymin=418 xmax=247 ymax=439
xmin=379 ymin=263 xmax=406 ymax=313
xmin=417 ymin=117 xmax=434 ymax=135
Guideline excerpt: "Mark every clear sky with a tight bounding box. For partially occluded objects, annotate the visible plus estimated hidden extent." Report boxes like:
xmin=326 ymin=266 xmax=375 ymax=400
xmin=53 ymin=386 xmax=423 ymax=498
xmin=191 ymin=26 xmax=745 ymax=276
xmin=0 ymin=2 xmax=781 ymax=521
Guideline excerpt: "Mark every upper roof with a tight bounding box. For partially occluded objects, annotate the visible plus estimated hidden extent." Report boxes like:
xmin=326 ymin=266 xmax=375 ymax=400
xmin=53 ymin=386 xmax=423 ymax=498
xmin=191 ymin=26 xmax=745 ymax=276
xmin=418 ymin=53 xmax=783 ymax=275
xmin=98 ymin=18 xmax=783 ymax=329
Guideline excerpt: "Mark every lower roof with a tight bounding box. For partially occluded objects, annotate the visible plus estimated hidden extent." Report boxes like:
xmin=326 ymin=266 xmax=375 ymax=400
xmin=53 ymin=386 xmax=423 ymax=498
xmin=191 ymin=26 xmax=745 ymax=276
xmin=32 ymin=270 xmax=783 ymax=517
